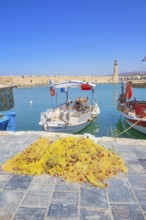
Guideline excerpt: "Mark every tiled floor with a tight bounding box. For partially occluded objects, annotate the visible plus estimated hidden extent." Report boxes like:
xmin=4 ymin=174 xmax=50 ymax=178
xmin=0 ymin=132 xmax=146 ymax=220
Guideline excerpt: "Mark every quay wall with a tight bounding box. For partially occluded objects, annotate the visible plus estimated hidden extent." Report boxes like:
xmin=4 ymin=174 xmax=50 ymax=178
xmin=1 ymin=75 xmax=146 ymax=87
xmin=0 ymin=75 xmax=116 ymax=87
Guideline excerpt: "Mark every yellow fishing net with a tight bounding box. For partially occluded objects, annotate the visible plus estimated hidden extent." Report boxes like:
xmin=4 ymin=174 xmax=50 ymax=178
xmin=2 ymin=136 xmax=127 ymax=188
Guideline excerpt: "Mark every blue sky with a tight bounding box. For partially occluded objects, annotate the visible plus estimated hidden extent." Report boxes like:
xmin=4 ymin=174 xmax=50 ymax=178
xmin=0 ymin=0 xmax=146 ymax=76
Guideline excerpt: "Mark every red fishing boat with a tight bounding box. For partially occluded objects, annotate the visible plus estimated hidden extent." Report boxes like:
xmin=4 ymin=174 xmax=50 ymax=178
xmin=117 ymin=82 xmax=146 ymax=134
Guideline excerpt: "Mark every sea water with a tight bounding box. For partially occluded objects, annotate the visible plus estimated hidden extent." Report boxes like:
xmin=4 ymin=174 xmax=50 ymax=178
xmin=12 ymin=83 xmax=146 ymax=139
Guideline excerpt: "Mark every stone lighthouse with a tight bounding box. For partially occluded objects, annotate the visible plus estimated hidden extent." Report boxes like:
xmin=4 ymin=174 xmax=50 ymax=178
xmin=113 ymin=60 xmax=119 ymax=82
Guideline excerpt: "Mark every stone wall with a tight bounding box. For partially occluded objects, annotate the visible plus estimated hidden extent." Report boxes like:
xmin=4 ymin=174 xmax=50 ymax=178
xmin=0 ymin=75 xmax=115 ymax=87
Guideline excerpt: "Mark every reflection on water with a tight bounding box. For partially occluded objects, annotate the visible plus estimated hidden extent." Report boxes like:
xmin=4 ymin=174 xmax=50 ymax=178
xmin=113 ymin=83 xmax=119 ymax=103
xmin=78 ymin=118 xmax=99 ymax=136
xmin=114 ymin=116 xmax=146 ymax=140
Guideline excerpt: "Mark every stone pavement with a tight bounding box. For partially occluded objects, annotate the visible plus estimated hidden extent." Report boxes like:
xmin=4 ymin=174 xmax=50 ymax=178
xmin=0 ymin=131 xmax=146 ymax=220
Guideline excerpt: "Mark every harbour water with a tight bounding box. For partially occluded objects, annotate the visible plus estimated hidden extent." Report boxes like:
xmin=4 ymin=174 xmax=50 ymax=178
xmin=12 ymin=83 xmax=146 ymax=139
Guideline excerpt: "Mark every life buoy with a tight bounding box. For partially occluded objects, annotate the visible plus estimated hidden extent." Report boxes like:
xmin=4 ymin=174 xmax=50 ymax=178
xmin=126 ymin=84 xmax=132 ymax=100
xmin=50 ymin=88 xmax=55 ymax=96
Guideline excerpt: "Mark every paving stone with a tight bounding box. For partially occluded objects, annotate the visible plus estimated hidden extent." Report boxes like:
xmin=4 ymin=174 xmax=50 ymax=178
xmin=23 ymin=135 xmax=40 ymax=145
xmin=13 ymin=207 xmax=46 ymax=220
xmin=126 ymin=159 xmax=145 ymax=173
xmin=135 ymin=190 xmax=146 ymax=212
xmin=0 ymin=156 xmax=12 ymax=166
xmin=116 ymin=144 xmax=136 ymax=159
xmin=0 ymin=144 xmax=18 ymax=154
xmin=108 ymin=176 xmax=136 ymax=202
xmin=48 ymin=204 xmax=78 ymax=219
xmin=0 ymin=135 xmax=16 ymax=144
xmin=52 ymin=191 xmax=78 ymax=205
xmin=31 ymin=175 xmax=57 ymax=186
xmin=7 ymin=136 xmax=28 ymax=144
xmin=48 ymin=191 xmax=78 ymax=218
xmin=0 ymin=191 xmax=24 ymax=220
xmin=18 ymin=138 xmax=40 ymax=150
xmin=80 ymin=208 xmax=112 ymax=220
xmin=0 ymin=173 xmax=11 ymax=189
xmin=0 ymin=148 xmax=11 ymax=155
xmin=50 ymin=191 xmax=68 ymax=204
xmin=138 ymin=158 xmax=146 ymax=170
xmin=4 ymin=175 xmax=33 ymax=190
xmin=131 ymin=146 xmax=146 ymax=157
xmin=80 ymin=185 xmax=108 ymax=208
xmin=111 ymin=204 xmax=145 ymax=220
xmin=0 ymin=150 xmax=17 ymax=161
xmin=3 ymin=136 xmax=28 ymax=145
xmin=128 ymin=174 xmax=146 ymax=191
xmin=22 ymin=192 xmax=51 ymax=207
xmin=116 ymin=144 xmax=132 ymax=153
xmin=6 ymin=142 xmax=25 ymax=150
xmin=28 ymin=183 xmax=54 ymax=194
xmin=55 ymin=179 xmax=80 ymax=192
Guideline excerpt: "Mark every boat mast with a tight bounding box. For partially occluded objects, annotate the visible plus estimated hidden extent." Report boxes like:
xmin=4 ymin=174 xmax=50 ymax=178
xmin=92 ymin=87 xmax=97 ymax=105
xmin=63 ymin=86 xmax=69 ymax=101
xmin=121 ymin=82 xmax=124 ymax=94
xmin=66 ymin=88 xmax=68 ymax=101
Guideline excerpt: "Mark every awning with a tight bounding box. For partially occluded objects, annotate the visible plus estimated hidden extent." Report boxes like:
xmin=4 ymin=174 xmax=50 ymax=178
xmin=52 ymin=80 xmax=96 ymax=89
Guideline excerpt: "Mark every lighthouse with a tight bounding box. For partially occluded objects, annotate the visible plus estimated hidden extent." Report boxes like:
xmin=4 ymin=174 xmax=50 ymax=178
xmin=113 ymin=60 xmax=119 ymax=82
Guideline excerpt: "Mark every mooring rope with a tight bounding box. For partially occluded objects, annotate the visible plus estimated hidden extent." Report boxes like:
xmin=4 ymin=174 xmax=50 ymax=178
xmin=108 ymin=119 xmax=142 ymax=153
xmin=114 ymin=119 xmax=141 ymax=138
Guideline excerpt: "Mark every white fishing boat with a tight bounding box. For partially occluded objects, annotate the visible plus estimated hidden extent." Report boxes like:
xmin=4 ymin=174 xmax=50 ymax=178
xmin=39 ymin=80 xmax=100 ymax=133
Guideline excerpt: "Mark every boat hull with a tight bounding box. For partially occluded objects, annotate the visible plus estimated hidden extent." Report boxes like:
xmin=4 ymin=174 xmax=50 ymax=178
xmin=0 ymin=115 xmax=9 ymax=130
xmin=123 ymin=113 xmax=146 ymax=134
xmin=43 ymin=120 xmax=91 ymax=134
xmin=0 ymin=112 xmax=16 ymax=131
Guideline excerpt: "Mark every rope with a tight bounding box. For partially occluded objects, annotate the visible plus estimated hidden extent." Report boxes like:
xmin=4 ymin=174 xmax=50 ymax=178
xmin=109 ymin=118 xmax=141 ymax=153
xmin=114 ymin=119 xmax=141 ymax=138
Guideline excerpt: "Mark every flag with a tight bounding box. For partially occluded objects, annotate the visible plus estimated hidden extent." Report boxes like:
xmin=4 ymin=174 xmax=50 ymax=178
xmin=60 ymin=88 xmax=65 ymax=93
xmin=48 ymin=79 xmax=55 ymax=96
xmin=142 ymin=56 xmax=146 ymax=61
xmin=60 ymin=87 xmax=67 ymax=93
xmin=49 ymin=79 xmax=53 ymax=86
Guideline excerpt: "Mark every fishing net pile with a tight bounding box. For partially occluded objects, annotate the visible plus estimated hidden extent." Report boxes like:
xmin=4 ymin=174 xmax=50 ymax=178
xmin=2 ymin=136 xmax=127 ymax=188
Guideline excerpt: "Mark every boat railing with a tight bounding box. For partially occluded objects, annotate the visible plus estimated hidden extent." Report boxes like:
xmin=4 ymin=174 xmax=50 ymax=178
xmin=51 ymin=102 xmax=67 ymax=111
xmin=52 ymin=102 xmax=66 ymax=109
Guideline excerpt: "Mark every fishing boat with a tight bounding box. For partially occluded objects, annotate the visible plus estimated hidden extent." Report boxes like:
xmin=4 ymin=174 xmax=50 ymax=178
xmin=39 ymin=80 xmax=100 ymax=133
xmin=0 ymin=84 xmax=16 ymax=131
xmin=117 ymin=82 xmax=146 ymax=134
